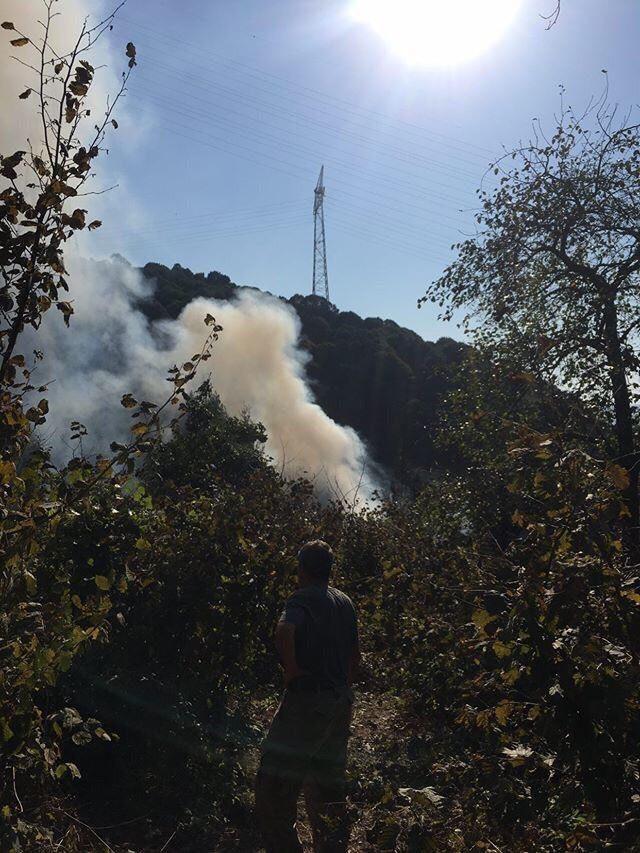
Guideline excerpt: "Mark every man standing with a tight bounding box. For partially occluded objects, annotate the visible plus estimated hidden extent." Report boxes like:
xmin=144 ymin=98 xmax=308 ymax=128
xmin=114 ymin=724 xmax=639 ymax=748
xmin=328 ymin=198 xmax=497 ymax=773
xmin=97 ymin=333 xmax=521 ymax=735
xmin=256 ymin=540 xmax=360 ymax=853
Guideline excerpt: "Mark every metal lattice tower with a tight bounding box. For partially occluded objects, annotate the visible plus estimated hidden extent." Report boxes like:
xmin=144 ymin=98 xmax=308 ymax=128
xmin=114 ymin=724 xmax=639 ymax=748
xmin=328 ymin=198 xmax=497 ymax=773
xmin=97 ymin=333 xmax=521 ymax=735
xmin=312 ymin=165 xmax=330 ymax=300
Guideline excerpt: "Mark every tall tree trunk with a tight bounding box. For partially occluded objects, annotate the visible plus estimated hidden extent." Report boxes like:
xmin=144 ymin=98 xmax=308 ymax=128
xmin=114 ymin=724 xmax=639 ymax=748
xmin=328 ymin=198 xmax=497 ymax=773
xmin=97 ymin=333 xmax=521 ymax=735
xmin=602 ymin=298 xmax=639 ymax=544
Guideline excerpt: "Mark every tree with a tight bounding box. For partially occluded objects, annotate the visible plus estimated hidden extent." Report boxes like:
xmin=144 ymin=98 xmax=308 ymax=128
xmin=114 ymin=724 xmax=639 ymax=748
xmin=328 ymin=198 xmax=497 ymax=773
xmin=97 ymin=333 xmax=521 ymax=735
xmin=423 ymin=103 xmax=640 ymax=538
xmin=0 ymin=7 xmax=218 ymax=846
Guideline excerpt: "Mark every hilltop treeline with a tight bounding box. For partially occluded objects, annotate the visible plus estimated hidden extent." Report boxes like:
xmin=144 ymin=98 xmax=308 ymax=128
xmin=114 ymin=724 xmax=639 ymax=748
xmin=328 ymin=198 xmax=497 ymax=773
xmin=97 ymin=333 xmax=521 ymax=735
xmin=138 ymin=259 xmax=468 ymax=485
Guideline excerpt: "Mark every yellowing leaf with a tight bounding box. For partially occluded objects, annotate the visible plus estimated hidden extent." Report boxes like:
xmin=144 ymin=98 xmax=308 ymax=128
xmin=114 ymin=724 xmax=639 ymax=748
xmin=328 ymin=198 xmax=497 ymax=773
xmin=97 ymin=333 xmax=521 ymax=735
xmin=472 ymin=609 xmax=496 ymax=630
xmin=622 ymin=589 xmax=640 ymax=604
xmin=0 ymin=460 xmax=16 ymax=484
xmin=502 ymin=667 xmax=521 ymax=685
xmin=606 ymin=463 xmax=630 ymax=491
xmin=94 ymin=575 xmax=110 ymax=590
xmin=495 ymin=700 xmax=512 ymax=726
xmin=493 ymin=640 xmax=512 ymax=659
xmin=383 ymin=565 xmax=402 ymax=581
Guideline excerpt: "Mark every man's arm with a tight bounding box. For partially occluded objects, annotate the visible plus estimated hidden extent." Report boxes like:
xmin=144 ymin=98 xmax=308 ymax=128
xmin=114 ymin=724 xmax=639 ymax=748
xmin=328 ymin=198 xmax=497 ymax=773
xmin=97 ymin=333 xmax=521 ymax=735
xmin=275 ymin=620 xmax=306 ymax=687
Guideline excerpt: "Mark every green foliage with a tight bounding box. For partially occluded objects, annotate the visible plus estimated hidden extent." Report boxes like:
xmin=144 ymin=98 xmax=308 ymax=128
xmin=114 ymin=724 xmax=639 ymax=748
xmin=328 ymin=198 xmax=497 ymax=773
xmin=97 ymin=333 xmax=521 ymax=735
xmin=143 ymin=380 xmax=268 ymax=492
xmin=423 ymin=102 xmax=640 ymax=530
xmin=46 ymin=388 xmax=328 ymax=847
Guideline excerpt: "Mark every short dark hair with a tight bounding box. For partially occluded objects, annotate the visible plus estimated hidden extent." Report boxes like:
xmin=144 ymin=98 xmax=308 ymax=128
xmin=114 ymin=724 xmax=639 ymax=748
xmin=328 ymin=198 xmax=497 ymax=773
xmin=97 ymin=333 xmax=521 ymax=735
xmin=298 ymin=540 xmax=333 ymax=581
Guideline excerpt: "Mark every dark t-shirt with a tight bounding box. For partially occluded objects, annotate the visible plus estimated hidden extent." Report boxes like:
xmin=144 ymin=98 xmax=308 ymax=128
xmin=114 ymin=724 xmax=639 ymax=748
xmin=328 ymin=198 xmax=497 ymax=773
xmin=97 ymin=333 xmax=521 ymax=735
xmin=280 ymin=585 xmax=358 ymax=689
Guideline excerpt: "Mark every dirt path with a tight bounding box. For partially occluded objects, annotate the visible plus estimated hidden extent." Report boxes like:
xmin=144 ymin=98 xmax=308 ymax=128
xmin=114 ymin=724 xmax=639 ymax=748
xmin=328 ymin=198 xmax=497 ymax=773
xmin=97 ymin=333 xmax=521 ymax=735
xmin=226 ymin=688 xmax=413 ymax=852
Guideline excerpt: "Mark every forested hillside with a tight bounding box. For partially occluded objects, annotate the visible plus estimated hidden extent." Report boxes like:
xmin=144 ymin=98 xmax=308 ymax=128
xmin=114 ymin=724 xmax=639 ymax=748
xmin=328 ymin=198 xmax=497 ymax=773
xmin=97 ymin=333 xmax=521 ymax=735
xmin=137 ymin=261 xmax=475 ymax=486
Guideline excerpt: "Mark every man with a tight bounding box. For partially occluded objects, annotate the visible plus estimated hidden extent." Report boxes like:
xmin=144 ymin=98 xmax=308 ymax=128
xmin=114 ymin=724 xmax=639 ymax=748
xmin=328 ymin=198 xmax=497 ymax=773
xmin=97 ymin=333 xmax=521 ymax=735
xmin=255 ymin=540 xmax=360 ymax=853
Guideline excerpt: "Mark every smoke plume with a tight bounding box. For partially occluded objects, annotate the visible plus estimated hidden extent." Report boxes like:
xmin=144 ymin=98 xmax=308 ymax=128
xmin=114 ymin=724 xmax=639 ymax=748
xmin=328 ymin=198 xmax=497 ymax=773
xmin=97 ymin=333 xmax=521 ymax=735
xmin=2 ymin=1 xmax=377 ymax=502
xmin=28 ymin=256 xmax=377 ymax=502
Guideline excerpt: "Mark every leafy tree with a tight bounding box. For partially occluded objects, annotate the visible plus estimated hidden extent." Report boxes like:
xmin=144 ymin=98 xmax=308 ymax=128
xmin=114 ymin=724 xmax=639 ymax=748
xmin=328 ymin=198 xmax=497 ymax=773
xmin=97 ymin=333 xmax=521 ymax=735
xmin=423 ymin=104 xmax=640 ymax=535
xmin=0 ymin=8 xmax=135 ymax=834
xmin=0 ymin=8 xmax=217 ymax=847
xmin=144 ymin=380 xmax=268 ymax=492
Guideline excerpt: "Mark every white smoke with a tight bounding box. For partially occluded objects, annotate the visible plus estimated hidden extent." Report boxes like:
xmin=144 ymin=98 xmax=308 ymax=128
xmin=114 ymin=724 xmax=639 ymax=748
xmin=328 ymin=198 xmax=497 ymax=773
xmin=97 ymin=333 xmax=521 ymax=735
xmin=3 ymin=2 xmax=378 ymax=502
xmin=1 ymin=0 xmax=136 ymax=153
xmin=28 ymin=255 xmax=378 ymax=502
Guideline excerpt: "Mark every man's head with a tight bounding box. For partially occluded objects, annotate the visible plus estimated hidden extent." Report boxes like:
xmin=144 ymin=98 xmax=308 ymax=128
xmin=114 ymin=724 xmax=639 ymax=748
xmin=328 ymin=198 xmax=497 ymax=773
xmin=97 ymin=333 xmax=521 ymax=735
xmin=297 ymin=539 xmax=334 ymax=586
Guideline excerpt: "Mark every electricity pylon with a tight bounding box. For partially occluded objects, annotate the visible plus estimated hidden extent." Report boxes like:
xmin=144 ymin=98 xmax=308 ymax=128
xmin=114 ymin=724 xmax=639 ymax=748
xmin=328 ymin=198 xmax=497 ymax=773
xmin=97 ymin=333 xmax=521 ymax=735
xmin=312 ymin=165 xmax=330 ymax=300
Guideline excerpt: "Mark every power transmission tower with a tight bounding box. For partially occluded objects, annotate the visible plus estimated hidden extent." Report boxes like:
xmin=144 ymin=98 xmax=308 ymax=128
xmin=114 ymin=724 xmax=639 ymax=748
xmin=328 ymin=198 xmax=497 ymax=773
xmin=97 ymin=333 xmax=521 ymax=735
xmin=312 ymin=165 xmax=330 ymax=300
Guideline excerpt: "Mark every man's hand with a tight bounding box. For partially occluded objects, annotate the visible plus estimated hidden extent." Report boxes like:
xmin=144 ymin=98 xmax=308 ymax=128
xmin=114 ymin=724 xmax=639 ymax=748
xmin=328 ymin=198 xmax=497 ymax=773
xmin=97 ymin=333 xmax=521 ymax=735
xmin=275 ymin=621 xmax=307 ymax=687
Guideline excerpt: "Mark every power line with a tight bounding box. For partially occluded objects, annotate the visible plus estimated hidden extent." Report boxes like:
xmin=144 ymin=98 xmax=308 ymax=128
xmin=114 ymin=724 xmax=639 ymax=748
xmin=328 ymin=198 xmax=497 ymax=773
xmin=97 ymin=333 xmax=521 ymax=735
xmin=132 ymin=74 xmax=487 ymax=203
xmin=97 ymin=19 xmax=494 ymax=274
xmin=113 ymin=215 xmax=307 ymax=257
xmin=117 ymin=15 xmax=496 ymax=160
xmin=124 ymin=117 xmax=460 ymax=259
xmin=135 ymin=55 xmax=493 ymax=185
xmin=99 ymin=200 xmax=307 ymax=240
xmin=129 ymin=100 xmax=477 ymax=236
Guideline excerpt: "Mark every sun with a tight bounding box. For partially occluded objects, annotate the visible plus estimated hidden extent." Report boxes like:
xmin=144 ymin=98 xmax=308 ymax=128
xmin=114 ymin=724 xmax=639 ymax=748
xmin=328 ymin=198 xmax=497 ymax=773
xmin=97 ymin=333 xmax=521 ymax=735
xmin=350 ymin=0 xmax=521 ymax=67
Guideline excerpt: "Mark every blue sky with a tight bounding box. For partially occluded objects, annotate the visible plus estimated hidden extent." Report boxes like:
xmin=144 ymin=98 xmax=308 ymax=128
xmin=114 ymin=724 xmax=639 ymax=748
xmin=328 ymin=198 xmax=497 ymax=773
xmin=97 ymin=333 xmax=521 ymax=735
xmin=90 ymin=0 xmax=640 ymax=341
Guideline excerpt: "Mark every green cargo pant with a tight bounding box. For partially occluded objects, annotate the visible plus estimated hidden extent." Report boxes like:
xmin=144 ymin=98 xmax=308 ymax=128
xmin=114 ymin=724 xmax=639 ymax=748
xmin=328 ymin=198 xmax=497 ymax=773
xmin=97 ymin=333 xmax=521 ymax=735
xmin=255 ymin=685 xmax=353 ymax=853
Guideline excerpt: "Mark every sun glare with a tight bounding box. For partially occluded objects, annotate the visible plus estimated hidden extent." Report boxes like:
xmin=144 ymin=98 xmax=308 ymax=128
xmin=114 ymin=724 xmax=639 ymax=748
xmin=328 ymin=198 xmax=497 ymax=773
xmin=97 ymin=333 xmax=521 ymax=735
xmin=350 ymin=0 xmax=521 ymax=67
